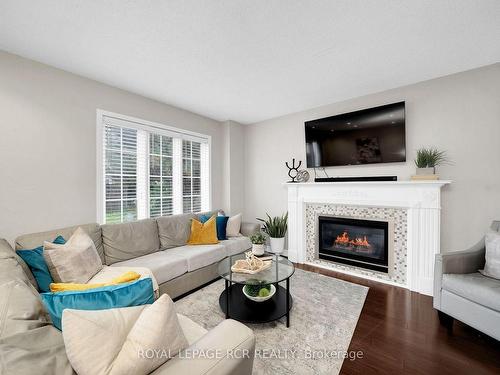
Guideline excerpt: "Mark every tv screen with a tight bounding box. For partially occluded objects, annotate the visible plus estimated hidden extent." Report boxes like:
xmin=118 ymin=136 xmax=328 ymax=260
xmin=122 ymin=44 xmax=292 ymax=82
xmin=305 ymin=102 xmax=406 ymax=167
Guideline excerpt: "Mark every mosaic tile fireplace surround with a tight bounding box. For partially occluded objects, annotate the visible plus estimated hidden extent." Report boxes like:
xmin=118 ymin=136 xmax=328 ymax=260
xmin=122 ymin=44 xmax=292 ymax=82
xmin=306 ymin=204 xmax=407 ymax=285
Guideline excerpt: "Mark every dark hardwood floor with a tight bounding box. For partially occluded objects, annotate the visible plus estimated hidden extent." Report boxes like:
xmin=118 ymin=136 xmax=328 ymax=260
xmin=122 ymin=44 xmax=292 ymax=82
xmin=295 ymin=263 xmax=500 ymax=375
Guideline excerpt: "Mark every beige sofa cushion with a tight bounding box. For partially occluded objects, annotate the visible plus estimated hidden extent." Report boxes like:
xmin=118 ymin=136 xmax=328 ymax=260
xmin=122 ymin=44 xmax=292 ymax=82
xmin=102 ymin=219 xmax=160 ymax=265
xmin=176 ymin=314 xmax=208 ymax=345
xmin=15 ymin=223 xmax=104 ymax=263
xmin=111 ymin=252 xmax=188 ymax=285
xmin=0 ymin=326 xmax=74 ymax=375
xmin=0 ymin=279 xmax=51 ymax=339
xmin=0 ymin=239 xmax=72 ymax=374
xmin=0 ymin=239 xmax=37 ymax=288
xmin=43 ymin=227 xmax=103 ymax=283
xmin=150 ymin=319 xmax=255 ymax=375
xmin=221 ymin=237 xmax=252 ymax=256
xmin=62 ymin=295 xmax=188 ymax=375
xmin=166 ymin=244 xmax=226 ymax=272
xmin=156 ymin=213 xmax=195 ymax=249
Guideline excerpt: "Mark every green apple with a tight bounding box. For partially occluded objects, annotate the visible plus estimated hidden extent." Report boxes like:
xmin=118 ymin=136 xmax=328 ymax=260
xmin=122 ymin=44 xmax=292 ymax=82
xmin=258 ymin=288 xmax=270 ymax=297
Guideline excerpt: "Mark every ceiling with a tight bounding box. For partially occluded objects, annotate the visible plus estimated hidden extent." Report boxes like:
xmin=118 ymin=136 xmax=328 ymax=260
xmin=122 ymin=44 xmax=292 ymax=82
xmin=1 ymin=1 xmax=499 ymax=124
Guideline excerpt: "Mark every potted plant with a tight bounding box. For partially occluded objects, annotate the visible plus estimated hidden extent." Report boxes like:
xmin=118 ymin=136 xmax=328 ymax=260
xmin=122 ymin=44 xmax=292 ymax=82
xmin=249 ymin=232 xmax=266 ymax=256
xmin=414 ymin=147 xmax=449 ymax=177
xmin=257 ymin=212 xmax=288 ymax=254
xmin=242 ymin=279 xmax=275 ymax=302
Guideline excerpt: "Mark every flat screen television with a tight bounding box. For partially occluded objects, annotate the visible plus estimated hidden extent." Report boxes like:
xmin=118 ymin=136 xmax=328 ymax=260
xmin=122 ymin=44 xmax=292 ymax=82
xmin=305 ymin=102 xmax=406 ymax=167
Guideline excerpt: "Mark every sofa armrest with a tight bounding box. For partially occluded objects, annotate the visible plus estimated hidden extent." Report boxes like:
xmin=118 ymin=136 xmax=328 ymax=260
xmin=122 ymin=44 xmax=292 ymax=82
xmin=433 ymin=239 xmax=486 ymax=309
xmin=152 ymin=319 xmax=255 ymax=375
xmin=240 ymin=222 xmax=261 ymax=237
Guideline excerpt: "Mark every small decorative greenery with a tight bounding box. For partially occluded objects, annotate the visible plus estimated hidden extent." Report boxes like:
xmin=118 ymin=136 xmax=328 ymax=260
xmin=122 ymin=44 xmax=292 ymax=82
xmin=249 ymin=232 xmax=266 ymax=245
xmin=415 ymin=147 xmax=449 ymax=168
xmin=244 ymin=280 xmax=271 ymax=297
xmin=257 ymin=212 xmax=288 ymax=238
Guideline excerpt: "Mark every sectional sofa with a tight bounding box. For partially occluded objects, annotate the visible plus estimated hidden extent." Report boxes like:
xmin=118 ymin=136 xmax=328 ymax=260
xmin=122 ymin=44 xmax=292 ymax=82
xmin=15 ymin=210 xmax=260 ymax=299
xmin=1 ymin=211 xmax=259 ymax=374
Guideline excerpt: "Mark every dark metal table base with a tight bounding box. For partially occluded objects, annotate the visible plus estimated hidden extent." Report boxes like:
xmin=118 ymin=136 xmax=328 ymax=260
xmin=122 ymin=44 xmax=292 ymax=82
xmin=219 ymin=280 xmax=293 ymax=327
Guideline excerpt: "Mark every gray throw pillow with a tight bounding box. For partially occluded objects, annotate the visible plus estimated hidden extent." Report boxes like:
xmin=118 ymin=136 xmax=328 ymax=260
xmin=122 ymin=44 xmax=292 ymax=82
xmin=480 ymin=230 xmax=500 ymax=279
xmin=43 ymin=227 xmax=103 ymax=283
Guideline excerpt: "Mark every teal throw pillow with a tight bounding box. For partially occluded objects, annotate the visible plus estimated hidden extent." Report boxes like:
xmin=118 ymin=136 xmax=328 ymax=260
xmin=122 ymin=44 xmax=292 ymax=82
xmin=40 ymin=277 xmax=155 ymax=330
xmin=16 ymin=235 xmax=66 ymax=292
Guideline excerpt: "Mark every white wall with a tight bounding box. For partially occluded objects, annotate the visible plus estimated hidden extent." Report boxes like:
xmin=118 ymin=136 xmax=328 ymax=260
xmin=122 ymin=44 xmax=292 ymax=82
xmin=221 ymin=120 xmax=245 ymax=215
xmin=243 ymin=63 xmax=500 ymax=252
xmin=0 ymin=51 xmax=226 ymax=244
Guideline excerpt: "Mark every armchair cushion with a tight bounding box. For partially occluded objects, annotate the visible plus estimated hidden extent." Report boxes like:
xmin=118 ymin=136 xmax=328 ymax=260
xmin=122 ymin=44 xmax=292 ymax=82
xmin=442 ymin=272 xmax=500 ymax=312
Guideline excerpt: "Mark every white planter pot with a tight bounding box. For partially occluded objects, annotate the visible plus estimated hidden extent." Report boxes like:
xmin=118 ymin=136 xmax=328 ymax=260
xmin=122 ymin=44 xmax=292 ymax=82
xmin=252 ymin=244 xmax=265 ymax=256
xmin=416 ymin=167 xmax=435 ymax=175
xmin=270 ymin=237 xmax=285 ymax=254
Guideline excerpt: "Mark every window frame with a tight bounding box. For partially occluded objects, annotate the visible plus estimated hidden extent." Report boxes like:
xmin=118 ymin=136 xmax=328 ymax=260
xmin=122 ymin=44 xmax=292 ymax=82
xmin=96 ymin=109 xmax=212 ymax=224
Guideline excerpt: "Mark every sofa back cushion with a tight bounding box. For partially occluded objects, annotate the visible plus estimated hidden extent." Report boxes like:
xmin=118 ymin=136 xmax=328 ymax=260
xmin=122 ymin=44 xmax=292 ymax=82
xmin=102 ymin=219 xmax=160 ymax=265
xmin=0 ymin=279 xmax=51 ymax=338
xmin=156 ymin=213 xmax=195 ymax=249
xmin=15 ymin=223 xmax=104 ymax=263
xmin=0 ymin=326 xmax=73 ymax=375
xmin=0 ymin=240 xmax=73 ymax=374
xmin=0 ymin=239 xmax=52 ymax=338
xmin=0 ymin=239 xmax=37 ymax=288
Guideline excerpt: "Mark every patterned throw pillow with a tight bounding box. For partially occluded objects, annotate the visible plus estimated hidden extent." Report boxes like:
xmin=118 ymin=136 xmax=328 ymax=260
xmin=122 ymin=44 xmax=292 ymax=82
xmin=16 ymin=235 xmax=66 ymax=292
xmin=43 ymin=227 xmax=102 ymax=283
xmin=62 ymin=294 xmax=188 ymax=375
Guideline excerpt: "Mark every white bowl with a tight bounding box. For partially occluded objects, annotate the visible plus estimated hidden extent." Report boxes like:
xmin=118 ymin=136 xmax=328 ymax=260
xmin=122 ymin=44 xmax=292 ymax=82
xmin=242 ymin=284 xmax=276 ymax=302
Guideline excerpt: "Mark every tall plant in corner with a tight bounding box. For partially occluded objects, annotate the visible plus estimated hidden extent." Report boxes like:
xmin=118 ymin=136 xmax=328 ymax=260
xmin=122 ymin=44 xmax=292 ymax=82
xmin=257 ymin=213 xmax=288 ymax=254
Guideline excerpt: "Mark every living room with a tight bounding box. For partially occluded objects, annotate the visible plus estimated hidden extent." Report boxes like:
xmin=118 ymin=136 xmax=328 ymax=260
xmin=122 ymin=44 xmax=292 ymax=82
xmin=1 ymin=1 xmax=499 ymax=374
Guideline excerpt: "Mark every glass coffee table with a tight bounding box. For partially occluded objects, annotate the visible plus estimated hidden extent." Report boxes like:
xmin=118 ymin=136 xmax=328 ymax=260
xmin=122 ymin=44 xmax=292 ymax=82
xmin=217 ymin=252 xmax=295 ymax=327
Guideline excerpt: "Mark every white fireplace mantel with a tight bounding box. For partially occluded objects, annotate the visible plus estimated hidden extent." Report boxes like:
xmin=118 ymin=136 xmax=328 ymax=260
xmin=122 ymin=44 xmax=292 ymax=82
xmin=285 ymin=180 xmax=451 ymax=295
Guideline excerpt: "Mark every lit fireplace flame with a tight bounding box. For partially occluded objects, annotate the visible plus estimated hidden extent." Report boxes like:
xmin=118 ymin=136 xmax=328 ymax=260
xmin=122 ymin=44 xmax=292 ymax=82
xmin=334 ymin=231 xmax=371 ymax=248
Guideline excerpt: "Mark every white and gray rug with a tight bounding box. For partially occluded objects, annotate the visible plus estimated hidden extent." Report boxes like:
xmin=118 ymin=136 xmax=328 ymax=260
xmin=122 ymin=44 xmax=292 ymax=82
xmin=175 ymin=269 xmax=368 ymax=375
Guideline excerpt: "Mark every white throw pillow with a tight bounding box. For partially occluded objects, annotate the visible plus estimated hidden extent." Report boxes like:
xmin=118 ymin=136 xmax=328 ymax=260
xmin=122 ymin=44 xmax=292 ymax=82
xmin=62 ymin=294 xmax=188 ymax=375
xmin=43 ymin=227 xmax=103 ymax=283
xmin=480 ymin=230 xmax=500 ymax=279
xmin=226 ymin=213 xmax=242 ymax=237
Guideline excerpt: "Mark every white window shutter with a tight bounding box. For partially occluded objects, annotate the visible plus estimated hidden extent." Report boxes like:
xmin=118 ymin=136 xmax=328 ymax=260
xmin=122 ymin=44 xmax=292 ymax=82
xmin=98 ymin=111 xmax=211 ymax=223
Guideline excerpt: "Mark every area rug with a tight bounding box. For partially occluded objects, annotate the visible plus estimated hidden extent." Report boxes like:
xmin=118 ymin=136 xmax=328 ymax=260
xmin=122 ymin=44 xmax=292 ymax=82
xmin=175 ymin=268 xmax=368 ymax=375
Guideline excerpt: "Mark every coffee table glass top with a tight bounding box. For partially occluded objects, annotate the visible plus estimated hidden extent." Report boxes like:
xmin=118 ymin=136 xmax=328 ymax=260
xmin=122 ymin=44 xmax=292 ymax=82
xmin=218 ymin=252 xmax=295 ymax=285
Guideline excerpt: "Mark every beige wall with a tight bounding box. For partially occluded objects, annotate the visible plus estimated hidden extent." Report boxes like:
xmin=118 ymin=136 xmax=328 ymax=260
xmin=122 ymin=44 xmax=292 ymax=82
xmin=0 ymin=51 xmax=225 ymax=244
xmin=221 ymin=120 xmax=245 ymax=215
xmin=243 ymin=63 xmax=500 ymax=252
xmin=2 ymin=49 xmax=499 ymax=252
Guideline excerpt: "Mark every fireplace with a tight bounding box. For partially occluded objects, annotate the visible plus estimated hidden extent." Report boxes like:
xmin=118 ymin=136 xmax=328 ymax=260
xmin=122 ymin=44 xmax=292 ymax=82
xmin=318 ymin=216 xmax=389 ymax=273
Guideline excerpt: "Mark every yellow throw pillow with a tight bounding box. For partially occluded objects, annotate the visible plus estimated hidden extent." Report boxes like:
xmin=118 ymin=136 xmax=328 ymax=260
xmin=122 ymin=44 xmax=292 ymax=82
xmin=50 ymin=271 xmax=141 ymax=292
xmin=187 ymin=216 xmax=219 ymax=245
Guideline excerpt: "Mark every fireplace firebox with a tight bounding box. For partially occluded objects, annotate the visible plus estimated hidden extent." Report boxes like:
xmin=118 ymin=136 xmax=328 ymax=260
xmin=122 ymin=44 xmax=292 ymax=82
xmin=318 ymin=216 xmax=389 ymax=273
